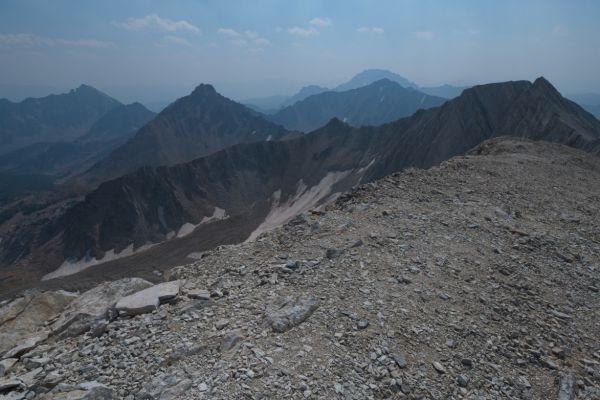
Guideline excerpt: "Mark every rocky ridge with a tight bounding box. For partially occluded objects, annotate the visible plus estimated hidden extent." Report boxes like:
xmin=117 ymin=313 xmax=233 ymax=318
xmin=0 ymin=137 xmax=599 ymax=399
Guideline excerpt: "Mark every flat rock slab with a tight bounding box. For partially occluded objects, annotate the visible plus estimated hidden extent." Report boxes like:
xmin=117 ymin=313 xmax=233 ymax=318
xmin=51 ymin=277 xmax=154 ymax=337
xmin=0 ymin=358 xmax=17 ymax=376
xmin=266 ymin=296 xmax=318 ymax=333
xmin=4 ymin=334 xmax=47 ymax=359
xmin=187 ymin=289 xmax=210 ymax=300
xmin=0 ymin=290 xmax=76 ymax=354
xmin=558 ymin=373 xmax=576 ymax=400
xmin=116 ymin=281 xmax=181 ymax=316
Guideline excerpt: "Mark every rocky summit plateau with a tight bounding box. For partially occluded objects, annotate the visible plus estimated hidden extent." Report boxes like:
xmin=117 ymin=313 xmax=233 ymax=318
xmin=0 ymin=137 xmax=598 ymax=399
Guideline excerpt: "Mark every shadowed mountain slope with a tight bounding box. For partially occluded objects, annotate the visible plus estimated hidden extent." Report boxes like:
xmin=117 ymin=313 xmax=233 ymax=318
xmin=82 ymin=84 xmax=291 ymax=186
xmin=0 ymin=85 xmax=121 ymax=155
xmin=268 ymin=79 xmax=447 ymax=132
xmin=1 ymin=77 xmax=599 ymax=294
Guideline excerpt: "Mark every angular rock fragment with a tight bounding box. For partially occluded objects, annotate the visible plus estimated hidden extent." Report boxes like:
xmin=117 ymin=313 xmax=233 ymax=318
xmin=4 ymin=334 xmax=47 ymax=358
xmin=115 ymin=280 xmax=181 ymax=316
xmin=51 ymin=278 xmax=153 ymax=337
xmin=266 ymin=296 xmax=318 ymax=333
xmin=558 ymin=373 xmax=576 ymax=400
xmin=0 ymin=290 xmax=76 ymax=354
xmin=221 ymin=331 xmax=244 ymax=352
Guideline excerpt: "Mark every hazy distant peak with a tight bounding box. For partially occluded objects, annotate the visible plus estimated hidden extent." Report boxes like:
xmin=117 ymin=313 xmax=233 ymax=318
xmin=191 ymin=83 xmax=218 ymax=97
xmin=336 ymin=69 xmax=418 ymax=92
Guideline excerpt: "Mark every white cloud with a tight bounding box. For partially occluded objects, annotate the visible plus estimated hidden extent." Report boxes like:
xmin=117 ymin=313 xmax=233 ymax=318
xmin=357 ymin=27 xmax=384 ymax=35
xmin=230 ymin=39 xmax=248 ymax=47
xmin=309 ymin=17 xmax=332 ymax=27
xmin=218 ymin=28 xmax=241 ymax=37
xmin=413 ymin=31 xmax=435 ymax=40
xmin=254 ymin=37 xmax=271 ymax=46
xmin=0 ymin=33 xmax=115 ymax=48
xmin=221 ymin=30 xmax=271 ymax=48
xmin=157 ymin=35 xmax=191 ymax=46
xmin=114 ymin=14 xmax=200 ymax=34
xmin=287 ymin=26 xmax=319 ymax=37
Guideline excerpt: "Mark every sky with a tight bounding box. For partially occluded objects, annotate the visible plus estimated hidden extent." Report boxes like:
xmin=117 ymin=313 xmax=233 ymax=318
xmin=0 ymin=0 xmax=599 ymax=103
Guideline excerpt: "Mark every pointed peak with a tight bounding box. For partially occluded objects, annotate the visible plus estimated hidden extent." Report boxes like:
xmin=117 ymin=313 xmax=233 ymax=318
xmin=532 ymin=76 xmax=557 ymax=91
xmin=72 ymin=84 xmax=99 ymax=94
xmin=191 ymin=83 xmax=218 ymax=97
xmin=324 ymin=117 xmax=350 ymax=129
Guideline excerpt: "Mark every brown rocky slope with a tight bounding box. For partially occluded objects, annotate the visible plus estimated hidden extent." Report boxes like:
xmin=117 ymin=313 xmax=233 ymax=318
xmin=0 ymin=137 xmax=599 ymax=399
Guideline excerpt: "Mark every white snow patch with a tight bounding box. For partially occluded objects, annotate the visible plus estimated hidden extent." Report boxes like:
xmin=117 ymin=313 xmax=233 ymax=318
xmin=177 ymin=223 xmax=196 ymax=238
xmin=42 ymin=207 xmax=228 ymax=281
xmin=246 ymin=170 xmax=352 ymax=242
xmin=42 ymin=243 xmax=155 ymax=281
xmin=176 ymin=207 xmax=227 ymax=238
xmin=266 ymin=135 xmax=272 ymax=141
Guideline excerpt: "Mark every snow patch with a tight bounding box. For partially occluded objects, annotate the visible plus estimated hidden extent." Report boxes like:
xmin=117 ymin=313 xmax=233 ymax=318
xmin=42 ymin=207 xmax=228 ymax=281
xmin=246 ymin=170 xmax=352 ymax=242
xmin=42 ymin=243 xmax=155 ymax=281
xmin=176 ymin=207 xmax=228 ymax=238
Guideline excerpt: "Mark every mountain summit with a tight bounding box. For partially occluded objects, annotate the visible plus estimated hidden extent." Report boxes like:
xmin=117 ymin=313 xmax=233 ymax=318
xmin=0 ymin=85 xmax=121 ymax=155
xmin=81 ymin=83 xmax=291 ymax=185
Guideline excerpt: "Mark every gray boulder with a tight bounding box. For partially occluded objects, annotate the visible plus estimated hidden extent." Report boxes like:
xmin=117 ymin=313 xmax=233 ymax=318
xmin=51 ymin=278 xmax=153 ymax=338
xmin=0 ymin=290 xmax=77 ymax=354
xmin=266 ymin=296 xmax=318 ymax=333
xmin=115 ymin=280 xmax=181 ymax=316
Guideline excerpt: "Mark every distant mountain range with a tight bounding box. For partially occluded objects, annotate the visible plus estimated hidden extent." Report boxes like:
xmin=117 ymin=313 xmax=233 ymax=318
xmin=0 ymin=85 xmax=121 ymax=155
xmin=267 ymin=79 xmax=447 ymax=132
xmin=0 ymin=103 xmax=155 ymax=180
xmin=2 ymin=77 xmax=599 ymax=293
xmin=568 ymin=93 xmax=600 ymax=119
xmin=80 ymin=84 xmax=292 ymax=186
xmin=244 ymin=69 xmax=467 ymax=113
xmin=0 ymin=88 xmax=155 ymax=201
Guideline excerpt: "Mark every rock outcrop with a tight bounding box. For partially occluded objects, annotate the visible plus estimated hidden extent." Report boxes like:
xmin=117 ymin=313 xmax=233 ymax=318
xmin=115 ymin=280 xmax=181 ymax=316
xmin=0 ymin=290 xmax=76 ymax=354
xmin=50 ymin=277 xmax=153 ymax=337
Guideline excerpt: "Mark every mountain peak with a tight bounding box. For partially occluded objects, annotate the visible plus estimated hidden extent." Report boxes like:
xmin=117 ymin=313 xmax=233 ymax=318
xmin=323 ymin=117 xmax=351 ymax=129
xmin=191 ymin=83 xmax=218 ymax=97
xmin=336 ymin=69 xmax=418 ymax=92
xmin=532 ymin=76 xmax=558 ymax=92
xmin=73 ymin=84 xmax=99 ymax=95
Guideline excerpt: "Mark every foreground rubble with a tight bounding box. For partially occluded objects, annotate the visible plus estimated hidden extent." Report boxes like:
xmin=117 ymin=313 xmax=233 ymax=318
xmin=0 ymin=138 xmax=599 ymax=399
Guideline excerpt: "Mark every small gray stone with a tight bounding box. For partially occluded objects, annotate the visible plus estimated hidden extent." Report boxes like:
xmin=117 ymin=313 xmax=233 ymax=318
xmin=266 ymin=296 xmax=318 ymax=333
xmin=221 ymin=331 xmax=243 ymax=352
xmin=326 ymin=249 xmax=342 ymax=259
xmin=432 ymin=361 xmax=446 ymax=374
xmin=391 ymin=354 xmax=407 ymax=369
xmin=357 ymin=320 xmax=370 ymax=330
xmin=558 ymin=373 xmax=576 ymax=400
xmin=215 ymin=319 xmax=229 ymax=330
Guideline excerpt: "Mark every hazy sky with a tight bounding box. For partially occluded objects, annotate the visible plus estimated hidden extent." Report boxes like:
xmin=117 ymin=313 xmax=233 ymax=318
xmin=1 ymin=0 xmax=599 ymax=102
